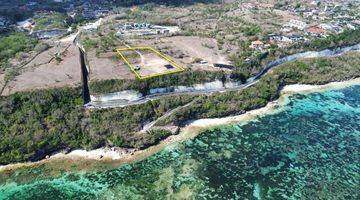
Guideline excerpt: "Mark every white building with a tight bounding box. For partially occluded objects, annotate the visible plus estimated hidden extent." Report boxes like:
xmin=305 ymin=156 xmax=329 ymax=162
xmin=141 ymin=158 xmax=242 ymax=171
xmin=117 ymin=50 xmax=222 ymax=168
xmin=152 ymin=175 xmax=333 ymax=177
xmin=116 ymin=23 xmax=179 ymax=37
xmin=0 ymin=16 xmax=7 ymax=31
xmin=285 ymin=19 xmax=307 ymax=30
xmin=32 ymin=29 xmax=67 ymax=39
xmin=17 ymin=19 xmax=34 ymax=31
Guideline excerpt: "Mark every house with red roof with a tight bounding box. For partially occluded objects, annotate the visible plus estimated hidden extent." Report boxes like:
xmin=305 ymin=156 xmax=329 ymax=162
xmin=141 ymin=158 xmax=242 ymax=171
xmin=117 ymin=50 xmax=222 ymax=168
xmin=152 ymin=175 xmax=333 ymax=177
xmin=305 ymin=26 xmax=326 ymax=37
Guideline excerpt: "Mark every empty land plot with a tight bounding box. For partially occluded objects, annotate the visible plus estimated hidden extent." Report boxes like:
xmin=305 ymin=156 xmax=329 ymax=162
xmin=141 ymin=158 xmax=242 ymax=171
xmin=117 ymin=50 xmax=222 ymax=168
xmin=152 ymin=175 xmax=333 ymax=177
xmin=1 ymin=44 xmax=81 ymax=96
xmin=158 ymin=36 xmax=234 ymax=72
xmin=116 ymin=47 xmax=184 ymax=79
xmin=162 ymin=36 xmax=230 ymax=65
xmin=87 ymin=51 xmax=134 ymax=81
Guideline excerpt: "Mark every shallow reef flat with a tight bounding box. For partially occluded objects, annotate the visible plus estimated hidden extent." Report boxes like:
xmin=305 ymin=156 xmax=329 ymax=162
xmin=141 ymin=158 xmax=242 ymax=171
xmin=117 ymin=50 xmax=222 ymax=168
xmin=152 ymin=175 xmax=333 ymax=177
xmin=1 ymin=85 xmax=360 ymax=199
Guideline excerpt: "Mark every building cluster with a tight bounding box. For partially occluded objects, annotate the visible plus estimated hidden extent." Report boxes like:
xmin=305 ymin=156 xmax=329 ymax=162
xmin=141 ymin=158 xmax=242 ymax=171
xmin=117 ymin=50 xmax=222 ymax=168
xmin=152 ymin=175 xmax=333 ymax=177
xmin=0 ymin=16 xmax=9 ymax=32
xmin=249 ymin=0 xmax=359 ymax=50
xmin=238 ymin=2 xmax=274 ymax=11
xmin=20 ymin=0 xmax=112 ymax=18
xmin=10 ymin=1 xmax=112 ymax=40
xmin=116 ymin=23 xmax=179 ymax=37
xmin=67 ymin=2 xmax=110 ymax=20
xmin=32 ymin=29 xmax=69 ymax=39
xmin=15 ymin=13 xmax=69 ymax=39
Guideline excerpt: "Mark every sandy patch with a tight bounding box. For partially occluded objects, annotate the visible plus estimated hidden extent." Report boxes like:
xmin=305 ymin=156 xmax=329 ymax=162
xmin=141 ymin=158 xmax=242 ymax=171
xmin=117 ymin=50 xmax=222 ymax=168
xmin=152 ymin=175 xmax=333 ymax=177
xmin=51 ymin=148 xmax=136 ymax=160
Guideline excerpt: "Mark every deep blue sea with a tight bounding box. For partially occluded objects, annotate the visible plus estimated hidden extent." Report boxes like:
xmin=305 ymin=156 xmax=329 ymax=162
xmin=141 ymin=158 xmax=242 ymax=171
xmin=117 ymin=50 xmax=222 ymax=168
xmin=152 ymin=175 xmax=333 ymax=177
xmin=1 ymin=85 xmax=359 ymax=200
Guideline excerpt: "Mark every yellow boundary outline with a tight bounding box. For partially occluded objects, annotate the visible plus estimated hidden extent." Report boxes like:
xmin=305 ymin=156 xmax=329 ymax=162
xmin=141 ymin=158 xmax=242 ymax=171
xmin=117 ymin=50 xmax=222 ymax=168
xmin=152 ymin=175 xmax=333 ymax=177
xmin=116 ymin=46 xmax=184 ymax=80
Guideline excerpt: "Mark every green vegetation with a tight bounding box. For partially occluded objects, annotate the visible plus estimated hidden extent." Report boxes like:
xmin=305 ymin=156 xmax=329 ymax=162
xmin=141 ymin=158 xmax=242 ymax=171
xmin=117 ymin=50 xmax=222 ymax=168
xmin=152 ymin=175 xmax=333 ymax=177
xmin=241 ymin=24 xmax=262 ymax=36
xmin=82 ymin=37 xmax=98 ymax=52
xmin=158 ymin=52 xmax=360 ymax=125
xmin=0 ymin=88 xmax=83 ymax=163
xmin=229 ymin=28 xmax=360 ymax=79
xmin=1 ymin=51 xmax=359 ymax=165
xmin=294 ymin=28 xmax=360 ymax=51
xmin=89 ymin=70 xmax=228 ymax=95
xmin=4 ymin=67 xmax=18 ymax=82
xmin=0 ymin=86 xmax=194 ymax=164
xmin=0 ymin=32 xmax=38 ymax=72
xmin=32 ymin=12 xmax=68 ymax=31
xmin=81 ymin=32 xmax=118 ymax=53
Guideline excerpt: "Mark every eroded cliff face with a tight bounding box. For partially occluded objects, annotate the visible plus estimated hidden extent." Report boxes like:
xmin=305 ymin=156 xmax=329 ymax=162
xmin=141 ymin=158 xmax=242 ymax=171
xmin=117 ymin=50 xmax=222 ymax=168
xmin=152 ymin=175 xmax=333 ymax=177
xmin=89 ymin=43 xmax=360 ymax=109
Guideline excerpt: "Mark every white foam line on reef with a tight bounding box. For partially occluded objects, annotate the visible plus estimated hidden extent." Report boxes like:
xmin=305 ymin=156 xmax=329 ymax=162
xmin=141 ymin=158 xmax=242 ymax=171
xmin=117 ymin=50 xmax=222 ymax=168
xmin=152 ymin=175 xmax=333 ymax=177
xmin=1 ymin=78 xmax=360 ymax=172
xmin=185 ymin=100 xmax=280 ymax=128
xmin=281 ymin=78 xmax=360 ymax=94
xmin=186 ymin=77 xmax=360 ymax=130
xmin=50 ymin=148 xmax=136 ymax=160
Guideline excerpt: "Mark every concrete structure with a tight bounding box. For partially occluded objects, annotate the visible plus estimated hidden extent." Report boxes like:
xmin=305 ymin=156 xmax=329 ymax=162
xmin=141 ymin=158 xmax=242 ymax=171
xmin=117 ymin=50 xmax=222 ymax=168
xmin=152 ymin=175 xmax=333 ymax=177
xmin=32 ymin=29 xmax=67 ymax=39
xmin=17 ymin=19 xmax=34 ymax=31
xmin=249 ymin=40 xmax=264 ymax=50
xmin=285 ymin=19 xmax=307 ymax=30
xmin=306 ymin=26 xmax=326 ymax=37
xmin=116 ymin=23 xmax=179 ymax=37
xmin=0 ymin=16 xmax=7 ymax=31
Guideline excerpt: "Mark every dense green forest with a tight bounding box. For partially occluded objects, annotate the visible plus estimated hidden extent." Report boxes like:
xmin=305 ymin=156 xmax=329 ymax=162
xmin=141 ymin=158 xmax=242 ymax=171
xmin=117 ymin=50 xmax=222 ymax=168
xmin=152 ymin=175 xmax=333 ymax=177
xmin=0 ymin=87 xmax=194 ymax=164
xmin=0 ymin=51 xmax=359 ymax=165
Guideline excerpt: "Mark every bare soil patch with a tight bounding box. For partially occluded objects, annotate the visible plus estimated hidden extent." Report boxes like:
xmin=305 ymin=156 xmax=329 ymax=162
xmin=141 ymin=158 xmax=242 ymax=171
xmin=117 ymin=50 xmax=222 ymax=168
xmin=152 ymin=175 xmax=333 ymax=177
xmin=159 ymin=36 xmax=231 ymax=71
xmin=119 ymin=48 xmax=182 ymax=78
xmin=87 ymin=51 xmax=134 ymax=81
xmin=1 ymin=44 xmax=81 ymax=96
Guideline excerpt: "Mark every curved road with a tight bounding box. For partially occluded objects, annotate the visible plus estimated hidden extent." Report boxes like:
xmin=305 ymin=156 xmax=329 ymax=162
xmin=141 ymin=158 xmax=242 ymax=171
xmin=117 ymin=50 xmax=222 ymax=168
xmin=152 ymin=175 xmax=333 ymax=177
xmin=88 ymin=43 xmax=360 ymax=109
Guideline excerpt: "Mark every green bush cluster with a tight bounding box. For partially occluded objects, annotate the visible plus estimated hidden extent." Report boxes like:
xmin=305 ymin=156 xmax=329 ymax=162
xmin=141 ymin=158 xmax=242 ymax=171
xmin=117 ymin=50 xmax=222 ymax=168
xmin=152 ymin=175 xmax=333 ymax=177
xmin=302 ymin=29 xmax=360 ymax=51
xmin=0 ymin=87 xmax=83 ymax=163
xmin=241 ymin=25 xmax=261 ymax=36
xmin=89 ymin=70 xmax=228 ymax=95
xmin=229 ymin=29 xmax=360 ymax=79
xmin=32 ymin=12 xmax=68 ymax=31
xmin=82 ymin=33 xmax=118 ymax=52
xmin=0 ymin=87 xmax=194 ymax=164
xmin=0 ymin=32 xmax=38 ymax=71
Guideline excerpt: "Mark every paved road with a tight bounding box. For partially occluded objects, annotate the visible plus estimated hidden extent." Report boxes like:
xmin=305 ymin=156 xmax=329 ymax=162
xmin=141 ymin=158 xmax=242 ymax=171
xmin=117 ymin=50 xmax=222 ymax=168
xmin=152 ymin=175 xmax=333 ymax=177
xmin=85 ymin=41 xmax=360 ymax=109
xmin=88 ymin=80 xmax=259 ymax=109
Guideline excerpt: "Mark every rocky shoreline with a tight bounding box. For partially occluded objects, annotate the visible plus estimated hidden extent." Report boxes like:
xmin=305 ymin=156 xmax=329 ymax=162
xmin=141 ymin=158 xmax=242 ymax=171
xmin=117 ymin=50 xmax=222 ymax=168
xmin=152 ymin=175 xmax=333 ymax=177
xmin=1 ymin=77 xmax=360 ymax=173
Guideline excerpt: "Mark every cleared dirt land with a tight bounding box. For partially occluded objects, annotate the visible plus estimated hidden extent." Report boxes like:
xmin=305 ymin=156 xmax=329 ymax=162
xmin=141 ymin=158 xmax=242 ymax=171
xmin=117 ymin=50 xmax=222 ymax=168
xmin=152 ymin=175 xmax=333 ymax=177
xmin=162 ymin=36 xmax=229 ymax=65
xmin=119 ymin=48 xmax=182 ymax=78
xmin=159 ymin=36 xmax=231 ymax=71
xmin=125 ymin=36 xmax=232 ymax=72
xmin=87 ymin=51 xmax=134 ymax=81
xmin=1 ymin=43 xmax=81 ymax=96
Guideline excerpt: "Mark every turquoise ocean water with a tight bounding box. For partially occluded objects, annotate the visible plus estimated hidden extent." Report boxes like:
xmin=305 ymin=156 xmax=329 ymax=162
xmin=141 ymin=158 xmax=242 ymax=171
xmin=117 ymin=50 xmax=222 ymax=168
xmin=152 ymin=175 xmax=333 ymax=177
xmin=1 ymin=85 xmax=359 ymax=199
